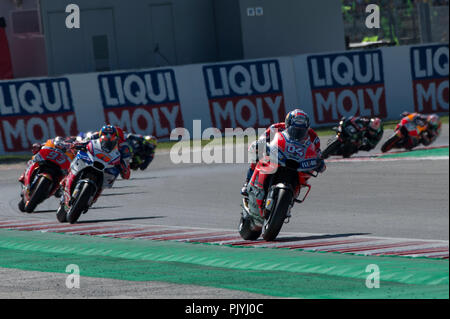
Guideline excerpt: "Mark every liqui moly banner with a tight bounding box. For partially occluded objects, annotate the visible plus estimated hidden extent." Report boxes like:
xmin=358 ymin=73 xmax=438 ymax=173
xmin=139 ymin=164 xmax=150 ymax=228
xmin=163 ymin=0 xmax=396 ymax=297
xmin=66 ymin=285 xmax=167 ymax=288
xmin=410 ymin=44 xmax=449 ymax=113
xmin=307 ymin=50 xmax=387 ymax=124
xmin=0 ymin=78 xmax=78 ymax=153
xmin=203 ymin=60 xmax=286 ymax=131
xmin=98 ymin=69 xmax=184 ymax=139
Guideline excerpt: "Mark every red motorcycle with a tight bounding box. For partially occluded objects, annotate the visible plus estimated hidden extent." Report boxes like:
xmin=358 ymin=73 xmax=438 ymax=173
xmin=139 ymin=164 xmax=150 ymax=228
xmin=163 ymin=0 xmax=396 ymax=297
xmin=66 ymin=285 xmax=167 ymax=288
xmin=381 ymin=113 xmax=429 ymax=152
xmin=239 ymin=131 xmax=323 ymax=241
xmin=19 ymin=139 xmax=74 ymax=213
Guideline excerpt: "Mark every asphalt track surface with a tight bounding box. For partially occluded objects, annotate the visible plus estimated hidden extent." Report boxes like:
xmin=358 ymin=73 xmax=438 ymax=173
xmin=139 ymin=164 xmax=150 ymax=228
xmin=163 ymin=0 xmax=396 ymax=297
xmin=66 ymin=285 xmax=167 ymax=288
xmin=0 ymin=125 xmax=448 ymax=298
xmin=1 ymin=126 xmax=448 ymax=240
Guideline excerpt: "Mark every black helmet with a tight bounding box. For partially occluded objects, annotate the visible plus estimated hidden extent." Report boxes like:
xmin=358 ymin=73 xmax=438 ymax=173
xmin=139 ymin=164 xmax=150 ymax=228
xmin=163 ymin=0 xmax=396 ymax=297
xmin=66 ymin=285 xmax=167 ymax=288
xmin=285 ymin=109 xmax=310 ymax=141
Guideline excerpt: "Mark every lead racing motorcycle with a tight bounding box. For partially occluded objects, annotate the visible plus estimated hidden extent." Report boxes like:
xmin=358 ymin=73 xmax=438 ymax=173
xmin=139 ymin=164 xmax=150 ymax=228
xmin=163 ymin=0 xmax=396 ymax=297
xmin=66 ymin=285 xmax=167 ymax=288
xmin=239 ymin=131 xmax=323 ymax=241
xmin=56 ymin=139 xmax=123 ymax=224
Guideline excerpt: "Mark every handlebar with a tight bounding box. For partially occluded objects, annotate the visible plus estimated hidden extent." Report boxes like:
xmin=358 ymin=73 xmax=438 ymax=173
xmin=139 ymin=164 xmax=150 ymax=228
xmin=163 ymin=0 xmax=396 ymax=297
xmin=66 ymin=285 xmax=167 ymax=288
xmin=72 ymin=143 xmax=87 ymax=151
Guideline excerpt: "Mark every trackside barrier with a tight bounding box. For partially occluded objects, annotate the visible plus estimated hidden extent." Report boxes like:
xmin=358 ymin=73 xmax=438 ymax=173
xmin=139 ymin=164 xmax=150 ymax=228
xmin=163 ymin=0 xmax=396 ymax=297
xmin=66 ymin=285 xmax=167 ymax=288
xmin=0 ymin=43 xmax=448 ymax=155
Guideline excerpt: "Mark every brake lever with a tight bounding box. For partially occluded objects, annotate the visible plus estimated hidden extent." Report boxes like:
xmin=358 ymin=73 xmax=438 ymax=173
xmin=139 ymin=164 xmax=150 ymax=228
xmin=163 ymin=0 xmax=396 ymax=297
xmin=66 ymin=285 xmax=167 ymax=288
xmin=304 ymin=170 xmax=319 ymax=177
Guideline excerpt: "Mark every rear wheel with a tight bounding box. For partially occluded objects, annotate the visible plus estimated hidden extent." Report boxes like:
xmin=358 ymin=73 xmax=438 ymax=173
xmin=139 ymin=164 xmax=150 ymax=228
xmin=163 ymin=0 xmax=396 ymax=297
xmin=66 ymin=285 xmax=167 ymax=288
xmin=322 ymin=138 xmax=341 ymax=159
xmin=381 ymin=135 xmax=402 ymax=153
xmin=238 ymin=216 xmax=262 ymax=240
xmin=67 ymin=183 xmax=96 ymax=224
xmin=262 ymin=189 xmax=293 ymax=241
xmin=25 ymin=176 xmax=52 ymax=213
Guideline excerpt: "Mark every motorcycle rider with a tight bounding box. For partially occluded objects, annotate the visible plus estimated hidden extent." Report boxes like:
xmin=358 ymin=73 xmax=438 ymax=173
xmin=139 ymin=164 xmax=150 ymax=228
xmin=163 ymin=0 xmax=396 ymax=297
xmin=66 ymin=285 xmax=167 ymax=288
xmin=244 ymin=109 xmax=326 ymax=218
xmin=18 ymin=136 xmax=77 ymax=185
xmin=241 ymin=109 xmax=326 ymax=197
xmin=57 ymin=125 xmax=131 ymax=218
xmin=126 ymin=133 xmax=158 ymax=170
xmin=339 ymin=116 xmax=384 ymax=152
xmin=423 ymin=114 xmax=442 ymax=146
xmin=398 ymin=112 xmax=441 ymax=149
xmin=74 ymin=125 xmax=131 ymax=179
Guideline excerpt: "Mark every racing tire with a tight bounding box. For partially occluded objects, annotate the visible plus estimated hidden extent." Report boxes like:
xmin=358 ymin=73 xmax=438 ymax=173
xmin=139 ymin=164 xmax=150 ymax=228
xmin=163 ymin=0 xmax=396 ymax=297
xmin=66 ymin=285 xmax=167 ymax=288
xmin=381 ymin=135 xmax=402 ymax=153
xmin=67 ymin=183 xmax=96 ymax=224
xmin=18 ymin=198 xmax=26 ymax=212
xmin=56 ymin=204 xmax=68 ymax=223
xmin=25 ymin=176 xmax=52 ymax=213
xmin=322 ymin=138 xmax=341 ymax=159
xmin=262 ymin=188 xmax=292 ymax=241
xmin=238 ymin=216 xmax=262 ymax=240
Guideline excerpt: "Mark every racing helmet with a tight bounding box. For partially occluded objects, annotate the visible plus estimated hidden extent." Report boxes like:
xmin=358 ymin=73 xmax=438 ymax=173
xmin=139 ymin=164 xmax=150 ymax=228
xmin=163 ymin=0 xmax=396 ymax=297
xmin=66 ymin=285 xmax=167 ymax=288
xmin=427 ymin=114 xmax=442 ymax=133
xmin=368 ymin=117 xmax=383 ymax=135
xmin=99 ymin=125 xmax=119 ymax=153
xmin=53 ymin=136 xmax=66 ymax=151
xmin=285 ymin=109 xmax=310 ymax=141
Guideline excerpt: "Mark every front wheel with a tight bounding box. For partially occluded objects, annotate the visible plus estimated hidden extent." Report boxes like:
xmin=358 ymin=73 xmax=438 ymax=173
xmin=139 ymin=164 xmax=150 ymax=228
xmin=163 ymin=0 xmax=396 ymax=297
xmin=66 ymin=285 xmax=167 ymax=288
xmin=18 ymin=197 xmax=26 ymax=212
xmin=322 ymin=138 xmax=341 ymax=159
xmin=262 ymin=188 xmax=293 ymax=241
xmin=381 ymin=134 xmax=402 ymax=153
xmin=67 ymin=183 xmax=96 ymax=224
xmin=25 ymin=176 xmax=53 ymax=213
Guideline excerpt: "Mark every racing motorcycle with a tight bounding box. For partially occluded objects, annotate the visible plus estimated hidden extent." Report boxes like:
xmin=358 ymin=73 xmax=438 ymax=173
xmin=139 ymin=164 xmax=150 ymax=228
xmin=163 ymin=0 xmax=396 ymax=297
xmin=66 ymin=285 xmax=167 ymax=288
xmin=239 ymin=132 xmax=321 ymax=241
xmin=322 ymin=118 xmax=365 ymax=158
xmin=381 ymin=115 xmax=427 ymax=152
xmin=18 ymin=140 xmax=74 ymax=213
xmin=56 ymin=139 xmax=122 ymax=224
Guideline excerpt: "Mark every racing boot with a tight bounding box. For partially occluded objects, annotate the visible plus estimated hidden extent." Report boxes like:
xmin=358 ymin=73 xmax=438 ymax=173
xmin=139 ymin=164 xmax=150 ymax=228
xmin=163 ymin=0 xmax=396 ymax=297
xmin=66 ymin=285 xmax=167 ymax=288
xmin=241 ymin=165 xmax=256 ymax=197
xmin=241 ymin=181 xmax=249 ymax=197
xmin=55 ymin=177 xmax=66 ymax=198
xmin=18 ymin=172 xmax=25 ymax=184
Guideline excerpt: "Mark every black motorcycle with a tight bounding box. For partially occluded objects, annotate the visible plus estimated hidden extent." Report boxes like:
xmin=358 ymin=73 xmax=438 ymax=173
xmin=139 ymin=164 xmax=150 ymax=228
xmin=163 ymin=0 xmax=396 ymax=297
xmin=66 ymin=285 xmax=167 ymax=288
xmin=322 ymin=118 xmax=366 ymax=159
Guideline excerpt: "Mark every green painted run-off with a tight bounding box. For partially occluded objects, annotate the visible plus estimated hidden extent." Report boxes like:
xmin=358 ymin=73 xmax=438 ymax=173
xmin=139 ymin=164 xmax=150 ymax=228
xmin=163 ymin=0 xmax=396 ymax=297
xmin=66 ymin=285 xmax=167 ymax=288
xmin=0 ymin=229 xmax=448 ymax=298
xmin=379 ymin=147 xmax=449 ymax=159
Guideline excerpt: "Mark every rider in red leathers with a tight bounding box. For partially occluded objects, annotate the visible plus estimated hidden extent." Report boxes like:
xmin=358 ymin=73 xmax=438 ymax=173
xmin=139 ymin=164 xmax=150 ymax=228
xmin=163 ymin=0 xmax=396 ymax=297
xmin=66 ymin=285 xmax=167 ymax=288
xmin=243 ymin=109 xmax=326 ymax=219
xmin=241 ymin=109 xmax=325 ymax=196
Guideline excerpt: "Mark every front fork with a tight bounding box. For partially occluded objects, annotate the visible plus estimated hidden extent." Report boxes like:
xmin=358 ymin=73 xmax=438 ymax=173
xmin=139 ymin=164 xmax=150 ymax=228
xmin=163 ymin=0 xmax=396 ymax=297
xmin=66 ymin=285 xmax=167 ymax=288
xmin=264 ymin=183 xmax=312 ymax=223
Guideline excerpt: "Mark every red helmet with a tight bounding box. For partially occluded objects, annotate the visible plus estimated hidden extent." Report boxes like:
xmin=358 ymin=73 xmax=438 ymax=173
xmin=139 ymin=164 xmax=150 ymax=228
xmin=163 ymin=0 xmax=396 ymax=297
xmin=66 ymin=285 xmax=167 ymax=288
xmin=368 ymin=117 xmax=382 ymax=134
xmin=99 ymin=125 xmax=119 ymax=153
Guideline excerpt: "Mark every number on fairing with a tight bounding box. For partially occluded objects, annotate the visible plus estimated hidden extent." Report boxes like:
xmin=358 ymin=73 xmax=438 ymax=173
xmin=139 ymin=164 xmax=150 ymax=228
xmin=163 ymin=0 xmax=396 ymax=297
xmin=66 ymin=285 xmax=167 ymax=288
xmin=287 ymin=145 xmax=304 ymax=157
xmin=405 ymin=121 xmax=417 ymax=131
xmin=47 ymin=151 xmax=66 ymax=165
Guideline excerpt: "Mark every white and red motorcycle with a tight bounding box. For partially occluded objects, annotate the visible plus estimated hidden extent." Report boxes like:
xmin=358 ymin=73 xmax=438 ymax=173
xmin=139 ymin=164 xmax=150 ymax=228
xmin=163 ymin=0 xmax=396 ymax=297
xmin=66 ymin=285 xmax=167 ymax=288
xmin=56 ymin=139 xmax=123 ymax=224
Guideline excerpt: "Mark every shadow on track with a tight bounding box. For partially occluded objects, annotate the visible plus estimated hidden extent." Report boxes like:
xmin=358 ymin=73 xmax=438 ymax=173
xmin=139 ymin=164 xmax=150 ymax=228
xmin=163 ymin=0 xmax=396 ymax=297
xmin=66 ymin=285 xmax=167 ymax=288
xmin=101 ymin=191 xmax=147 ymax=197
xmin=90 ymin=205 xmax=123 ymax=210
xmin=268 ymin=233 xmax=371 ymax=242
xmin=28 ymin=209 xmax=56 ymax=214
xmin=78 ymin=216 xmax=166 ymax=224
xmin=127 ymin=176 xmax=163 ymax=181
xmin=111 ymin=185 xmax=138 ymax=189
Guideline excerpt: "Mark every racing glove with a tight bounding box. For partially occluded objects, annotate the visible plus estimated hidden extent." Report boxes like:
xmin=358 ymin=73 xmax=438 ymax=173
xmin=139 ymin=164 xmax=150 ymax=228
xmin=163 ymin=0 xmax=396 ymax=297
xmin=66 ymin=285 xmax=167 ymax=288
xmin=119 ymin=160 xmax=131 ymax=180
xmin=315 ymin=158 xmax=326 ymax=173
xmin=31 ymin=143 xmax=42 ymax=154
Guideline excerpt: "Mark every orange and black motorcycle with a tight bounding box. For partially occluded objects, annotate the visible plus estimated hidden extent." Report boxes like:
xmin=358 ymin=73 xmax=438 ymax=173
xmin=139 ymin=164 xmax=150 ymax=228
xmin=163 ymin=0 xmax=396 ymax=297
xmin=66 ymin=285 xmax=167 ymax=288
xmin=381 ymin=113 xmax=433 ymax=152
